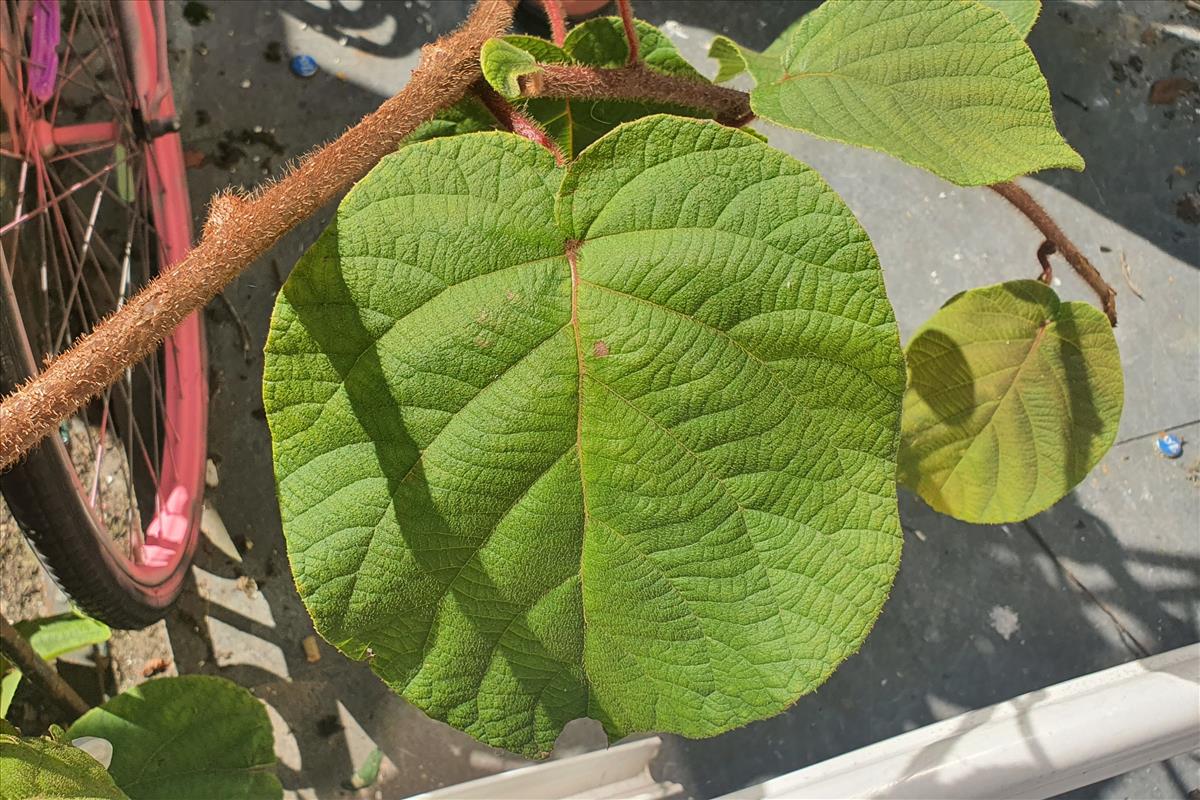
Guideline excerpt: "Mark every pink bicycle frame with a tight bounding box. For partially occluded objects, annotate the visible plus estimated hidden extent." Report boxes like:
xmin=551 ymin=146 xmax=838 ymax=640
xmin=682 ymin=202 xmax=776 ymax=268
xmin=119 ymin=0 xmax=207 ymax=574
xmin=2 ymin=0 xmax=207 ymax=579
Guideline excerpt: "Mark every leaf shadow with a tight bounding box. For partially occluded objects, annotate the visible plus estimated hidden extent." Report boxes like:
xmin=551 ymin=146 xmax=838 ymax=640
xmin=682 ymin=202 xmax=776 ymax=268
xmin=654 ymin=488 xmax=1200 ymax=799
xmin=900 ymin=324 xmax=972 ymax=513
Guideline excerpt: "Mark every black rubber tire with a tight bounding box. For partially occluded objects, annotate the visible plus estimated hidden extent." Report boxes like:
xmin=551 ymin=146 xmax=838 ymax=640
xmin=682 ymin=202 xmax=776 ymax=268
xmin=0 ymin=306 xmax=201 ymax=630
xmin=0 ymin=452 xmax=198 ymax=630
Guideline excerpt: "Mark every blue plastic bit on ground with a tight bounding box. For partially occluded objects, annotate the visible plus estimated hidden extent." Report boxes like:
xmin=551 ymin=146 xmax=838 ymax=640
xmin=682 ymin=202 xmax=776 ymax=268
xmin=290 ymin=54 xmax=318 ymax=78
xmin=1156 ymin=433 xmax=1183 ymax=458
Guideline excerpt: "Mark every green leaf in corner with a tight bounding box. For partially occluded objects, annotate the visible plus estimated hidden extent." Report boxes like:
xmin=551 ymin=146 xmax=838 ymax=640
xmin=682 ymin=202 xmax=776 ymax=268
xmin=264 ymin=115 xmax=905 ymax=758
xmin=899 ymin=280 xmax=1123 ymax=523
xmin=713 ymin=0 xmax=1080 ymax=186
xmin=16 ymin=614 xmax=111 ymax=662
xmin=0 ymin=733 xmax=128 ymax=799
xmin=66 ymin=676 xmax=281 ymax=800
xmin=0 ymin=672 xmax=20 ymax=719
xmin=1 ymin=613 xmax=111 ymax=718
xmin=981 ymin=0 xmax=1041 ymax=38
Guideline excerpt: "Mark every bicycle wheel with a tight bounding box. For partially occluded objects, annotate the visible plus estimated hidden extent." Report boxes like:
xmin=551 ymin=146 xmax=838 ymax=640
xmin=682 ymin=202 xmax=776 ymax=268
xmin=0 ymin=0 xmax=208 ymax=629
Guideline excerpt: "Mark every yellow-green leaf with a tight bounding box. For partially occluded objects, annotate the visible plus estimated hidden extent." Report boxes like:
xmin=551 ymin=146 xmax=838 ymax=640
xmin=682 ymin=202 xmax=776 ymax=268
xmin=899 ymin=281 xmax=1123 ymax=523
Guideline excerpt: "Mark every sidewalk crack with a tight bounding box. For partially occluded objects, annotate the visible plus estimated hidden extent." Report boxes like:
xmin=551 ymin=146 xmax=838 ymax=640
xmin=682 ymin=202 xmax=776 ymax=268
xmin=1021 ymin=520 xmax=1151 ymax=659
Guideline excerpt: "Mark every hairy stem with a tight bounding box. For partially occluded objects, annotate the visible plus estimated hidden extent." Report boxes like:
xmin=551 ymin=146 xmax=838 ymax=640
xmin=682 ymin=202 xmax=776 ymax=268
xmin=616 ymin=0 xmax=639 ymax=65
xmin=476 ymin=83 xmax=566 ymax=165
xmin=522 ymin=64 xmax=752 ymax=124
xmin=0 ymin=0 xmax=518 ymax=470
xmin=542 ymin=0 xmax=567 ymax=45
xmin=990 ymin=181 xmax=1118 ymax=326
xmin=0 ymin=614 xmax=89 ymax=718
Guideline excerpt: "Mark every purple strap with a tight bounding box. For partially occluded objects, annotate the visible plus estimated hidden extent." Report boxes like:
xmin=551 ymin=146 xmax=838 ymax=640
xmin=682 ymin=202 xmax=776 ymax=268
xmin=29 ymin=0 xmax=61 ymax=103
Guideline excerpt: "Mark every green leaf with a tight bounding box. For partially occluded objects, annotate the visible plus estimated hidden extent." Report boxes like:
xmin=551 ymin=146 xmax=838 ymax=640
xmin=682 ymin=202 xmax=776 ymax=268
xmin=404 ymin=97 xmax=500 ymax=147
xmin=482 ymin=20 xmax=709 ymax=157
xmin=981 ymin=0 xmax=1041 ymax=37
xmin=66 ymin=676 xmax=281 ymax=800
xmin=0 ymin=719 xmax=18 ymax=736
xmin=1 ymin=613 xmax=111 ymax=719
xmin=712 ymin=0 xmax=1081 ymax=186
xmin=16 ymin=614 xmax=111 ymax=662
xmin=899 ymin=280 xmax=1123 ymax=523
xmin=708 ymin=34 xmax=785 ymax=84
xmin=0 ymin=671 xmax=20 ymax=718
xmin=563 ymin=17 xmax=704 ymax=81
xmin=264 ymin=115 xmax=905 ymax=757
xmin=0 ymin=733 xmax=128 ymax=799
xmin=350 ymin=748 xmax=382 ymax=789
xmin=708 ymin=36 xmax=747 ymax=83
xmin=481 ymin=38 xmax=544 ymax=99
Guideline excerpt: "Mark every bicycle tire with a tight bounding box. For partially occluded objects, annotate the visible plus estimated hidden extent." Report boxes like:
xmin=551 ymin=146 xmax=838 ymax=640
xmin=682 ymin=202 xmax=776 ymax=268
xmin=0 ymin=0 xmax=207 ymax=629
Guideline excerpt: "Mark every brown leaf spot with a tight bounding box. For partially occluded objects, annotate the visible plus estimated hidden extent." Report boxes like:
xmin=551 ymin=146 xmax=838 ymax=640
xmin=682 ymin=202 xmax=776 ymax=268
xmin=593 ymin=340 xmax=609 ymax=358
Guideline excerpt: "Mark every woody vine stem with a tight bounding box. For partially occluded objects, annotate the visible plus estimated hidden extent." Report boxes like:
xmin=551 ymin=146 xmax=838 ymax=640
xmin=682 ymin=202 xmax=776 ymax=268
xmin=0 ymin=0 xmax=1118 ymax=469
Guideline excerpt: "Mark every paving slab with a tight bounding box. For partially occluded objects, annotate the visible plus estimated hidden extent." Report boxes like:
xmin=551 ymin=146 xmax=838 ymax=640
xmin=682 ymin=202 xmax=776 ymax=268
xmin=161 ymin=1 xmax=1199 ymax=798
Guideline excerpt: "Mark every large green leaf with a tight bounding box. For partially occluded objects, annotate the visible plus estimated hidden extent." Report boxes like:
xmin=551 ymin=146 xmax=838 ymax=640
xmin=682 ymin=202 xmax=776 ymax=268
xmin=0 ymin=733 xmax=127 ymax=799
xmin=264 ymin=115 xmax=905 ymax=757
xmin=707 ymin=0 xmax=1080 ymax=186
xmin=66 ymin=676 xmax=280 ymax=800
xmin=899 ymin=280 xmax=1123 ymax=523
xmin=981 ymin=0 xmax=1041 ymax=37
xmin=1 ymin=613 xmax=111 ymax=717
xmin=482 ymin=19 xmax=708 ymax=157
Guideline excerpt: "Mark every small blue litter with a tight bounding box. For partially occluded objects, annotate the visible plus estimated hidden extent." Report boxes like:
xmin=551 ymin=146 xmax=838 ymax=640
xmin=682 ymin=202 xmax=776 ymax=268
xmin=290 ymin=55 xmax=318 ymax=78
xmin=1156 ymin=433 xmax=1183 ymax=459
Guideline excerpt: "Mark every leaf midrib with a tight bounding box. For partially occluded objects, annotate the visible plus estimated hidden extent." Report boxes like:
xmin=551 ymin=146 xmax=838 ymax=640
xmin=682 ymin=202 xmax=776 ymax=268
xmin=930 ymin=319 xmax=1049 ymax=500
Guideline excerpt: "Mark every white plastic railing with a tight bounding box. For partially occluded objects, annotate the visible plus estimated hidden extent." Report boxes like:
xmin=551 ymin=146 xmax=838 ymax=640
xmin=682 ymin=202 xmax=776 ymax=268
xmin=719 ymin=643 xmax=1200 ymax=799
xmin=406 ymin=644 xmax=1198 ymax=800
xmin=409 ymin=736 xmax=681 ymax=800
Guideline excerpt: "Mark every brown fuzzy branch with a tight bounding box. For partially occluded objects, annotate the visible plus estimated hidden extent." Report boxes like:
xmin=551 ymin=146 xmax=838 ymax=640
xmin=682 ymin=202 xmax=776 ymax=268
xmin=476 ymin=83 xmax=566 ymax=165
xmin=990 ymin=181 xmax=1118 ymax=326
xmin=522 ymin=64 xmax=752 ymax=125
xmin=0 ymin=0 xmax=518 ymax=470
